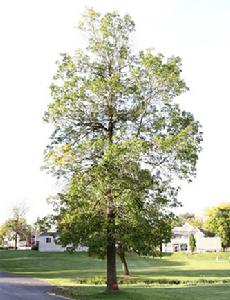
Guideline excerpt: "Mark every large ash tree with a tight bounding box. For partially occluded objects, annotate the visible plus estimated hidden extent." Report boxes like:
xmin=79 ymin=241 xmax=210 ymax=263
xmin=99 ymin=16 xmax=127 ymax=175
xmin=44 ymin=8 xmax=202 ymax=291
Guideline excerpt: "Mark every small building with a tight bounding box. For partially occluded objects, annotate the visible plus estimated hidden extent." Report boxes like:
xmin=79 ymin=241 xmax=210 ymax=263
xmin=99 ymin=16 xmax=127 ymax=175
xmin=36 ymin=232 xmax=65 ymax=252
xmin=196 ymin=237 xmax=222 ymax=252
xmin=162 ymin=223 xmax=221 ymax=253
xmin=36 ymin=232 xmax=88 ymax=252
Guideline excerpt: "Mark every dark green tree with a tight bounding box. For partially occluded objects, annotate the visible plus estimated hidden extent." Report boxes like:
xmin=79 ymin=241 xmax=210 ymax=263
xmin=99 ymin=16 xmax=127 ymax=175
xmin=43 ymin=8 xmax=202 ymax=291
xmin=51 ymin=161 xmax=176 ymax=276
xmin=189 ymin=233 xmax=196 ymax=253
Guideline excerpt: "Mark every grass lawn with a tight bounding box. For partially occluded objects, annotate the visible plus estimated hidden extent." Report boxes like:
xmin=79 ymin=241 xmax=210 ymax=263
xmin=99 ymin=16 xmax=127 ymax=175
xmin=55 ymin=285 xmax=230 ymax=300
xmin=0 ymin=250 xmax=230 ymax=299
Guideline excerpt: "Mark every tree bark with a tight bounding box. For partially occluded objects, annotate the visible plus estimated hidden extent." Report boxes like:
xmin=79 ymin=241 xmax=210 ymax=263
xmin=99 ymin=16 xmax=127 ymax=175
xmin=14 ymin=232 xmax=18 ymax=250
xmin=159 ymin=243 xmax=163 ymax=253
xmin=105 ymin=90 xmax=118 ymax=291
xmin=106 ymin=192 xmax=118 ymax=292
xmin=106 ymin=237 xmax=118 ymax=291
xmin=118 ymin=250 xmax=129 ymax=275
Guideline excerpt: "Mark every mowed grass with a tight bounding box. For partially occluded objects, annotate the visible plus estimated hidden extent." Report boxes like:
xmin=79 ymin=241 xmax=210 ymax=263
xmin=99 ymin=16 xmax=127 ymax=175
xmin=55 ymin=285 xmax=230 ymax=300
xmin=1 ymin=250 xmax=230 ymax=299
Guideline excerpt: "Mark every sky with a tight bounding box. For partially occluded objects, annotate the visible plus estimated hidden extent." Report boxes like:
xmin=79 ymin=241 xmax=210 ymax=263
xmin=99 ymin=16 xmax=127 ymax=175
xmin=0 ymin=0 xmax=230 ymax=223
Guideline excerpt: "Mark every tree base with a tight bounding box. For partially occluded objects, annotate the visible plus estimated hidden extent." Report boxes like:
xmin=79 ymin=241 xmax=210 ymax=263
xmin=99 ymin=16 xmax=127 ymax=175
xmin=106 ymin=283 xmax=119 ymax=292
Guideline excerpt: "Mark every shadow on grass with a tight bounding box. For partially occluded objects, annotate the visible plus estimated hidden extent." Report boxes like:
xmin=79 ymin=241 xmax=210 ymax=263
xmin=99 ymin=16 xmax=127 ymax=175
xmin=1 ymin=250 xmax=230 ymax=285
xmin=0 ymin=250 xmax=187 ymax=279
xmin=54 ymin=284 xmax=230 ymax=300
xmin=131 ymin=268 xmax=230 ymax=278
xmin=6 ymin=267 xmax=230 ymax=282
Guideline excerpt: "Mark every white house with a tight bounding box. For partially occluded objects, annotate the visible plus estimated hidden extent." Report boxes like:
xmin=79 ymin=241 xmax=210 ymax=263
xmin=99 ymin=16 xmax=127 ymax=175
xmin=36 ymin=232 xmax=88 ymax=252
xmin=36 ymin=232 xmax=65 ymax=252
xmin=196 ymin=237 xmax=222 ymax=252
xmin=162 ymin=223 xmax=221 ymax=253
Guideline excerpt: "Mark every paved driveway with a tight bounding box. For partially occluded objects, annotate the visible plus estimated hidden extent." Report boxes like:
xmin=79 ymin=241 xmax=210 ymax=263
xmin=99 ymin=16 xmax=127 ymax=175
xmin=0 ymin=273 xmax=65 ymax=300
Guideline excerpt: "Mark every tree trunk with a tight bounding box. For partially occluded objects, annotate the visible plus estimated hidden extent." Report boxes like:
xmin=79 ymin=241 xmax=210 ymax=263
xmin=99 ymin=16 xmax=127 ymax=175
xmin=159 ymin=243 xmax=163 ymax=253
xmin=106 ymin=192 xmax=118 ymax=292
xmin=118 ymin=250 xmax=129 ymax=275
xmin=14 ymin=232 xmax=18 ymax=250
xmin=105 ymin=88 xmax=118 ymax=292
xmin=107 ymin=238 xmax=118 ymax=291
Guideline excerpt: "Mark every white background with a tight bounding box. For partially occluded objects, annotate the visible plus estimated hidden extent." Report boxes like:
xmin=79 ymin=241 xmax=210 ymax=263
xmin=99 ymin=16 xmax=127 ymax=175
xmin=0 ymin=0 xmax=229 ymax=223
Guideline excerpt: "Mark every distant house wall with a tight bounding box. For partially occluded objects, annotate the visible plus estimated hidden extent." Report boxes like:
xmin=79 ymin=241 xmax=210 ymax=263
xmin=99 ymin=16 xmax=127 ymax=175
xmin=37 ymin=234 xmax=66 ymax=252
xmin=163 ymin=237 xmax=190 ymax=252
xmin=196 ymin=237 xmax=222 ymax=252
xmin=162 ymin=223 xmax=221 ymax=253
xmin=76 ymin=245 xmax=89 ymax=252
xmin=37 ymin=233 xmax=88 ymax=253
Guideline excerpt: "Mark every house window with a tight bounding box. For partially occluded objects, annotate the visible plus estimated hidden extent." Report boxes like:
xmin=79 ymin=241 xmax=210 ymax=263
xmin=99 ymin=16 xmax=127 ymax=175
xmin=180 ymin=243 xmax=188 ymax=251
xmin=173 ymin=244 xmax=179 ymax=252
xmin=46 ymin=237 xmax=52 ymax=243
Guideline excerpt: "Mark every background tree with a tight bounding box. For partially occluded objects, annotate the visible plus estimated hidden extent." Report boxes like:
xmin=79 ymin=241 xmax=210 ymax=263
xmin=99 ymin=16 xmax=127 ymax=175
xmin=189 ymin=233 xmax=196 ymax=253
xmin=174 ymin=212 xmax=203 ymax=228
xmin=188 ymin=216 xmax=204 ymax=229
xmin=0 ymin=223 xmax=10 ymax=246
xmin=35 ymin=216 xmax=52 ymax=234
xmin=44 ymin=8 xmax=202 ymax=291
xmin=205 ymin=203 xmax=230 ymax=251
xmin=6 ymin=204 xmax=28 ymax=249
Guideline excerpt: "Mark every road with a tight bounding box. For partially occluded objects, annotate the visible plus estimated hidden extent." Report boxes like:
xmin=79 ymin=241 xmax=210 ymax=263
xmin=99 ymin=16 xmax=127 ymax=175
xmin=0 ymin=273 xmax=66 ymax=300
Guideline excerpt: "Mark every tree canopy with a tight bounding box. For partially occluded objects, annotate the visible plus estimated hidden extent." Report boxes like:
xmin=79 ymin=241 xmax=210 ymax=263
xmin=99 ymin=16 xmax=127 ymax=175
xmin=174 ymin=212 xmax=203 ymax=228
xmin=0 ymin=204 xmax=29 ymax=249
xmin=43 ymin=8 xmax=202 ymax=291
xmin=205 ymin=203 xmax=230 ymax=250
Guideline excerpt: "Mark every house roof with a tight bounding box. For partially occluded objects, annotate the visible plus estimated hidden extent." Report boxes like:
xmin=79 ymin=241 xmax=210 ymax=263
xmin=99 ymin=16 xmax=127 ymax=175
xmin=39 ymin=232 xmax=59 ymax=237
xmin=172 ymin=223 xmax=203 ymax=236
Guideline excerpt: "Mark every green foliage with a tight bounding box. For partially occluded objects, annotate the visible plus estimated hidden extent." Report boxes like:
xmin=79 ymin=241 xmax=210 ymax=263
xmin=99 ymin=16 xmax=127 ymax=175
xmin=0 ymin=204 xmax=30 ymax=248
xmin=0 ymin=223 xmax=9 ymax=244
xmin=43 ymin=8 xmax=202 ymax=288
xmin=43 ymin=8 xmax=202 ymax=180
xmin=205 ymin=203 xmax=230 ymax=249
xmin=187 ymin=216 xmax=203 ymax=228
xmin=174 ymin=213 xmax=203 ymax=228
xmin=189 ymin=233 xmax=196 ymax=253
xmin=53 ymin=163 xmax=176 ymax=257
xmin=35 ymin=216 xmax=52 ymax=234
